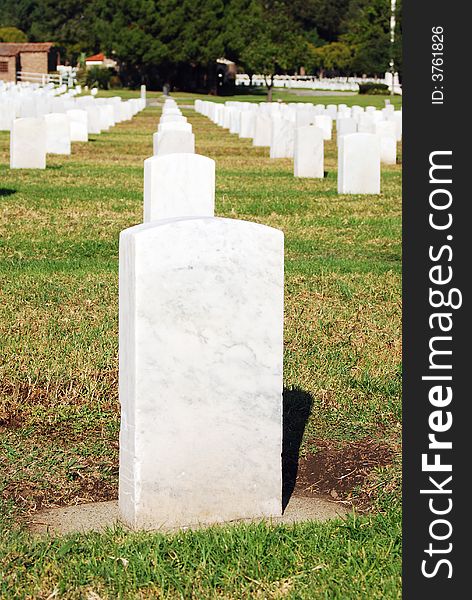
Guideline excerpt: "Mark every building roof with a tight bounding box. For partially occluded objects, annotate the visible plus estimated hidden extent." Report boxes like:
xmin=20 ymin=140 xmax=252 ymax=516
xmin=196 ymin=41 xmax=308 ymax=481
xmin=0 ymin=42 xmax=54 ymax=57
xmin=85 ymin=53 xmax=105 ymax=62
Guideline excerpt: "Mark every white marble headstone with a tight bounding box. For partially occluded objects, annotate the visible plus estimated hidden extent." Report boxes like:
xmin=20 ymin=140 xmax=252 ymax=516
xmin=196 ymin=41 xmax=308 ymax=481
xmin=10 ymin=117 xmax=47 ymax=169
xmin=118 ymin=216 xmax=284 ymax=529
xmin=294 ymin=126 xmax=324 ymax=178
xmin=157 ymin=121 xmax=192 ymax=134
xmin=85 ymin=106 xmax=101 ymax=134
xmin=45 ymin=113 xmax=71 ymax=155
xmin=313 ymin=115 xmax=332 ymax=140
xmin=66 ymin=109 xmax=88 ymax=142
xmin=253 ymin=114 xmax=272 ymax=147
xmin=375 ymin=121 xmax=397 ymax=164
xmin=338 ymin=133 xmax=380 ymax=194
xmin=336 ymin=118 xmax=357 ymax=143
xmin=270 ymin=117 xmax=294 ymax=158
xmin=154 ymin=130 xmax=195 ymax=156
xmin=143 ymin=153 xmax=215 ymax=221
xmin=239 ymin=111 xmax=255 ymax=138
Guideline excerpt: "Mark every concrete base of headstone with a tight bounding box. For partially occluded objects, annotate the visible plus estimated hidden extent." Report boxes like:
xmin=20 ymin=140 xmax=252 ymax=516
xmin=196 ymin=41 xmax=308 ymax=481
xmin=28 ymin=495 xmax=349 ymax=536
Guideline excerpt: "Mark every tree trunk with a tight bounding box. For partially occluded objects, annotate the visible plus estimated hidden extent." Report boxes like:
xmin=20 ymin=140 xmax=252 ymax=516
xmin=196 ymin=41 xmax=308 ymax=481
xmin=264 ymin=74 xmax=274 ymax=102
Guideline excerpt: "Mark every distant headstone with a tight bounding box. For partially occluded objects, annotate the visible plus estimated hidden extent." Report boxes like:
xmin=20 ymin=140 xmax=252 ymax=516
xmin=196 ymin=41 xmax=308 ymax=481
xmin=160 ymin=114 xmax=186 ymax=124
xmin=253 ymin=114 xmax=272 ymax=147
xmin=144 ymin=153 xmax=215 ymax=221
xmin=154 ymin=130 xmax=195 ymax=156
xmin=338 ymin=133 xmax=380 ymax=194
xmin=336 ymin=117 xmax=357 ymax=143
xmin=44 ymin=113 xmax=71 ymax=155
xmin=66 ymin=109 xmax=88 ymax=142
xmin=118 ymin=217 xmax=284 ymax=529
xmin=85 ymin=106 xmax=101 ymax=134
xmin=313 ymin=115 xmax=332 ymax=140
xmin=239 ymin=111 xmax=255 ymax=138
xmin=375 ymin=121 xmax=397 ymax=164
xmin=10 ymin=118 xmax=47 ymax=169
xmin=294 ymin=126 xmax=324 ymax=178
xmin=357 ymin=114 xmax=376 ymax=134
xmin=158 ymin=121 xmax=192 ymax=134
xmin=270 ymin=117 xmax=294 ymax=158
xmin=0 ymin=104 xmax=15 ymax=131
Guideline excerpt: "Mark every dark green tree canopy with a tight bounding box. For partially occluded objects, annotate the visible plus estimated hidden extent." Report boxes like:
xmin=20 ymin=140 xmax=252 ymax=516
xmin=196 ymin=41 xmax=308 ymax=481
xmin=0 ymin=0 xmax=402 ymax=88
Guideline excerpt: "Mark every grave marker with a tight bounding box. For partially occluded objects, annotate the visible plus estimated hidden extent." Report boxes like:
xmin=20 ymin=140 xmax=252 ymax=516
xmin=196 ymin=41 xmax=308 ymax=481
xmin=119 ymin=217 xmax=284 ymax=529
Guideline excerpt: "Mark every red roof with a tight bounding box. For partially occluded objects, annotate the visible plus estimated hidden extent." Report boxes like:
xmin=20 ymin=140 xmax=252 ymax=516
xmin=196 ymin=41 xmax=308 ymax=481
xmin=0 ymin=42 xmax=54 ymax=57
xmin=85 ymin=53 xmax=105 ymax=62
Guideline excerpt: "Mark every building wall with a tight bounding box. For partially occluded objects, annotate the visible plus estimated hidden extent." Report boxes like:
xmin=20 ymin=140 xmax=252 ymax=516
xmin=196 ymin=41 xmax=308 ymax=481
xmin=20 ymin=51 xmax=48 ymax=75
xmin=0 ymin=56 xmax=16 ymax=82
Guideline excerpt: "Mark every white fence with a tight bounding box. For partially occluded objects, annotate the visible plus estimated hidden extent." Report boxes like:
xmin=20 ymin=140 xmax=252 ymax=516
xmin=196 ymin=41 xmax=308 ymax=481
xmin=236 ymin=74 xmax=402 ymax=95
xmin=16 ymin=71 xmax=76 ymax=87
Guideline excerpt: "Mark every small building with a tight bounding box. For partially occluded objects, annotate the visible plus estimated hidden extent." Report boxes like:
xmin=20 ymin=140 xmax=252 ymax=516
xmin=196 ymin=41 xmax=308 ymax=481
xmin=84 ymin=53 xmax=117 ymax=69
xmin=0 ymin=42 xmax=57 ymax=83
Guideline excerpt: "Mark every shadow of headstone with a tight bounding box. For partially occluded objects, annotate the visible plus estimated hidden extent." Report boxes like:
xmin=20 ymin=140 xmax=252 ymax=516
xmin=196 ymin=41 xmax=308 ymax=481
xmin=0 ymin=188 xmax=17 ymax=197
xmin=282 ymin=387 xmax=314 ymax=511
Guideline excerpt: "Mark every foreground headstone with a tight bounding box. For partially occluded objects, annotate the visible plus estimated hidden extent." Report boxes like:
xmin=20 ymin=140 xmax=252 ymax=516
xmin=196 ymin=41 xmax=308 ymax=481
xmin=144 ymin=153 xmax=215 ymax=221
xmin=119 ymin=217 xmax=284 ymax=529
xmin=294 ymin=126 xmax=324 ymax=178
xmin=338 ymin=133 xmax=380 ymax=194
xmin=10 ymin=118 xmax=47 ymax=169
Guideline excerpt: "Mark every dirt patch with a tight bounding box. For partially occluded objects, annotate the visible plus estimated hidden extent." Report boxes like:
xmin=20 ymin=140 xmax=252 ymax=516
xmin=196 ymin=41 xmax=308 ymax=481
xmin=293 ymin=438 xmax=394 ymax=506
xmin=0 ymin=377 xmax=119 ymax=429
xmin=2 ymin=454 xmax=118 ymax=514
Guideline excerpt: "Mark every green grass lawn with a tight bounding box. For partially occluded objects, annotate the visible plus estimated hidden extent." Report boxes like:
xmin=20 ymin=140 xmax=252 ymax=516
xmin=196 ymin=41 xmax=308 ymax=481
xmin=0 ymin=92 xmax=401 ymax=598
xmin=97 ymin=88 xmax=403 ymax=109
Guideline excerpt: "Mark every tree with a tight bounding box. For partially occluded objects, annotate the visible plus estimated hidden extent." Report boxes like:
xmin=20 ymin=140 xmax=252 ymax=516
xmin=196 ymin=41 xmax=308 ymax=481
xmin=236 ymin=1 xmax=309 ymax=101
xmin=0 ymin=0 xmax=402 ymax=89
xmin=0 ymin=27 xmax=28 ymax=42
xmin=309 ymin=41 xmax=352 ymax=76
xmin=283 ymin=0 xmax=350 ymax=43
xmin=340 ymin=0 xmax=394 ymax=76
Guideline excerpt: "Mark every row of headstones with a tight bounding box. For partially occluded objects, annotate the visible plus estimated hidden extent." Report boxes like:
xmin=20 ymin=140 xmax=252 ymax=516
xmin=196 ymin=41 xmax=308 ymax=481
xmin=151 ymin=97 xmax=195 ymax=156
xmin=7 ymin=89 xmax=146 ymax=169
xmin=1 ymin=81 xmax=82 ymax=131
xmin=195 ymin=99 xmax=402 ymax=194
xmin=195 ymin=98 xmax=402 ymax=142
xmin=119 ymin=100 xmax=284 ymax=530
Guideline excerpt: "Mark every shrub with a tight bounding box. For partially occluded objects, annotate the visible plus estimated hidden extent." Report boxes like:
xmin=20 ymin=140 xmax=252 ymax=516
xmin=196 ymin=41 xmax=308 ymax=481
xmin=0 ymin=27 xmax=27 ymax=42
xmin=358 ymin=82 xmax=390 ymax=95
xmin=85 ymin=66 xmax=113 ymax=90
xmin=109 ymin=75 xmax=123 ymax=89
